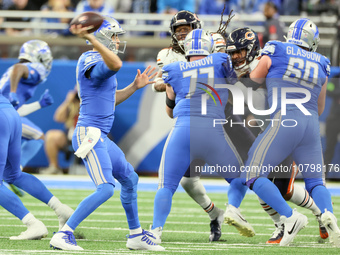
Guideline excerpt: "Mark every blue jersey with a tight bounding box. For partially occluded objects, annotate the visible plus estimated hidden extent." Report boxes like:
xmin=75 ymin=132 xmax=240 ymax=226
xmin=162 ymin=53 xmax=231 ymax=119
xmin=0 ymin=62 xmax=47 ymax=108
xmin=76 ymin=51 xmax=118 ymax=135
xmin=261 ymin=41 xmax=330 ymax=115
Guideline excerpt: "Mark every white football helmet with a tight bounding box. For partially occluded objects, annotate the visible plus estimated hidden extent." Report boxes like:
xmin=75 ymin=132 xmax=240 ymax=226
xmin=88 ymin=15 xmax=126 ymax=54
xmin=211 ymin=33 xmax=226 ymax=53
xmin=184 ymin=29 xmax=215 ymax=59
xmin=286 ymin=18 xmax=320 ymax=52
xmin=18 ymin=40 xmax=53 ymax=74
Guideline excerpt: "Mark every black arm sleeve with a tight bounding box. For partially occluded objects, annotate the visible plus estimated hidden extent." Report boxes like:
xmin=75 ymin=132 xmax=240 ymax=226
xmin=166 ymin=93 xmax=176 ymax=109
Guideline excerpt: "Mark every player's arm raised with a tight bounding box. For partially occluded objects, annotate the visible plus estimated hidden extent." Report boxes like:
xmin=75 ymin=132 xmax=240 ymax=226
xmin=116 ymin=66 xmax=157 ymax=106
xmin=69 ymin=24 xmax=122 ymax=71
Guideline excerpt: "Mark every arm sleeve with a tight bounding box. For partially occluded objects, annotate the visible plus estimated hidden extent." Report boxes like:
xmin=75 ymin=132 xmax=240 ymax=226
xmin=89 ymin=62 xmax=117 ymax=80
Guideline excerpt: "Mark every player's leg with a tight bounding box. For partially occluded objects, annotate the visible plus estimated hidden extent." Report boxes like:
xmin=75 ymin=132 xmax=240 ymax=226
xmin=20 ymin=117 xmax=44 ymax=167
xmin=0 ymin=108 xmax=48 ymax=240
xmin=151 ymin=124 xmax=190 ymax=238
xmin=180 ymin=160 xmax=225 ymax=242
xmin=203 ymin=124 xmax=254 ymax=237
xmin=245 ymin=112 xmax=308 ymax=246
xmin=51 ymin=127 xmax=115 ymax=251
xmin=293 ymin=119 xmax=340 ymax=247
xmin=108 ymin=139 xmax=164 ymax=251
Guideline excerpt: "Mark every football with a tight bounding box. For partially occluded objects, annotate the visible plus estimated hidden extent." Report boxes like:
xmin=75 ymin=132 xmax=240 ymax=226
xmin=70 ymin=12 xmax=104 ymax=33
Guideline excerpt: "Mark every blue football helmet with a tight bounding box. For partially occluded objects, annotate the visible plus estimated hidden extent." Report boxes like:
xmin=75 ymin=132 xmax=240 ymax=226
xmin=226 ymin=27 xmax=260 ymax=69
xmin=286 ymin=18 xmax=320 ymax=52
xmin=88 ymin=15 xmax=126 ymax=54
xmin=184 ymin=29 xmax=215 ymax=59
xmin=19 ymin=40 xmax=53 ymax=75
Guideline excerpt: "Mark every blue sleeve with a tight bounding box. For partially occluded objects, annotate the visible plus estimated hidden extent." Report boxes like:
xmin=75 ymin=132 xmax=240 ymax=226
xmin=83 ymin=53 xmax=117 ymax=80
xmin=24 ymin=65 xmax=41 ymax=85
xmin=261 ymin=41 xmax=280 ymax=58
xmin=323 ymin=56 xmax=331 ymax=77
xmin=90 ymin=62 xmax=117 ymax=80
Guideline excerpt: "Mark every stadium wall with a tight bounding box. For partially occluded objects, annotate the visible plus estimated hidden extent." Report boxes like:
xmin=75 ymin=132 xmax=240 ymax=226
xmin=0 ymin=60 xmax=339 ymax=176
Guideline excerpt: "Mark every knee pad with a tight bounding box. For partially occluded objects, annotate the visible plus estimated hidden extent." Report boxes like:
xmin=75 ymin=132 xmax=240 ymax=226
xmin=97 ymin=183 xmax=114 ymax=200
xmin=180 ymin=176 xmax=200 ymax=190
xmin=120 ymin=171 xmax=139 ymax=203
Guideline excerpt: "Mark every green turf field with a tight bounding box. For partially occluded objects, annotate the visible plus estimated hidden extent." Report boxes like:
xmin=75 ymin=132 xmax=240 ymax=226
xmin=0 ymin=189 xmax=339 ymax=254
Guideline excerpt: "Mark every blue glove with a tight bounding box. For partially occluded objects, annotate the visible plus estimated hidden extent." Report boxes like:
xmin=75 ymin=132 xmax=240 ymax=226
xmin=9 ymin=92 xmax=19 ymax=109
xmin=39 ymin=89 xmax=54 ymax=108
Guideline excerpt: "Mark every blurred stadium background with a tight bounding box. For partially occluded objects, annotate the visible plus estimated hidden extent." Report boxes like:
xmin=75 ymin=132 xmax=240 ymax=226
xmin=0 ymin=0 xmax=340 ymax=180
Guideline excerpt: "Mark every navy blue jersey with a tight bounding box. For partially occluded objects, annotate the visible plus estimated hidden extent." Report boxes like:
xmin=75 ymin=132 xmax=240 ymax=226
xmin=261 ymin=41 xmax=330 ymax=115
xmin=162 ymin=52 xmax=231 ymax=119
xmin=76 ymin=51 xmax=118 ymax=135
xmin=0 ymin=63 xmax=47 ymax=108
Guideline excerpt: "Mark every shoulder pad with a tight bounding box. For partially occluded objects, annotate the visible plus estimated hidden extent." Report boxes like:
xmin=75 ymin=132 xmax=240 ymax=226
xmin=157 ymin=48 xmax=171 ymax=68
xmin=261 ymin=41 xmax=281 ymax=56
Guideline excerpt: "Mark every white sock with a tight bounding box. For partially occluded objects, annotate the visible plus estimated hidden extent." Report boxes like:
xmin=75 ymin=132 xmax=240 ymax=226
xmin=61 ymin=224 xmax=74 ymax=233
xmin=130 ymin=227 xmax=142 ymax=235
xmin=47 ymin=196 xmax=62 ymax=211
xmin=22 ymin=212 xmax=35 ymax=225
xmin=258 ymin=196 xmax=281 ymax=224
xmin=289 ymin=184 xmax=321 ymax=215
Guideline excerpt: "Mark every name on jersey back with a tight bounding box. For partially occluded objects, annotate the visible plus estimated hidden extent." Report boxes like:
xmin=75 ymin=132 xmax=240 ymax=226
xmin=286 ymin=46 xmax=321 ymax=62
xmin=179 ymin=55 xmax=213 ymax=71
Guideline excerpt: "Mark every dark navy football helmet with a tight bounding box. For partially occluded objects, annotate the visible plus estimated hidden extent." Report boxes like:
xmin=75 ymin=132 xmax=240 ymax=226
xmin=226 ymin=27 xmax=260 ymax=68
xmin=169 ymin=10 xmax=201 ymax=47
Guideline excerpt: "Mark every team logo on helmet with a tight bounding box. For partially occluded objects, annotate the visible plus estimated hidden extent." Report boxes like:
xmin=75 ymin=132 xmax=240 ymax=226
xmin=245 ymin=31 xmax=255 ymax=40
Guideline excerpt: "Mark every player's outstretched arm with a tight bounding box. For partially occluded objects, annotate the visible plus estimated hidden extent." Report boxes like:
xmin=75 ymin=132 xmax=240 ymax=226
xmin=69 ymin=24 xmax=122 ymax=71
xmin=115 ymin=66 xmax=157 ymax=105
xmin=318 ymin=77 xmax=328 ymax=116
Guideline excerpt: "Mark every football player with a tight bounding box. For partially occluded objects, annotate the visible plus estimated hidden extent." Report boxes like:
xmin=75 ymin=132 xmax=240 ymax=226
xmin=243 ymin=19 xmax=340 ymax=247
xmin=0 ymin=40 xmax=55 ymax=171
xmin=152 ymin=10 xmax=254 ymax=242
xmin=0 ymin=41 xmax=74 ymax=239
xmin=226 ymin=27 xmax=328 ymax=243
xmin=150 ymin=29 xmax=255 ymax=244
xmin=49 ymin=16 xmax=164 ymax=251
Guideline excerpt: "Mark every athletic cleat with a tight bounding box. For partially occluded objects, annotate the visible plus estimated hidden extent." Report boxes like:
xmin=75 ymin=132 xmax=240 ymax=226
xmin=50 ymin=231 xmax=84 ymax=250
xmin=224 ymin=204 xmax=255 ymax=237
xmin=280 ymin=209 xmax=308 ymax=246
xmin=9 ymin=184 xmax=24 ymax=197
xmin=55 ymin=204 xmax=74 ymax=231
xmin=315 ymin=213 xmax=329 ymax=239
xmin=266 ymin=223 xmax=284 ymax=244
xmin=148 ymin=226 xmax=162 ymax=244
xmin=10 ymin=219 xmax=48 ymax=240
xmin=126 ymin=230 xmax=165 ymax=251
xmin=209 ymin=208 xmax=224 ymax=242
xmin=321 ymin=210 xmax=340 ymax=247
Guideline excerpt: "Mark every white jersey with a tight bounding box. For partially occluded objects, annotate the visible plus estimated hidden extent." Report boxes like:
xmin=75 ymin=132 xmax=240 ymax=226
xmin=157 ymin=48 xmax=187 ymax=68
